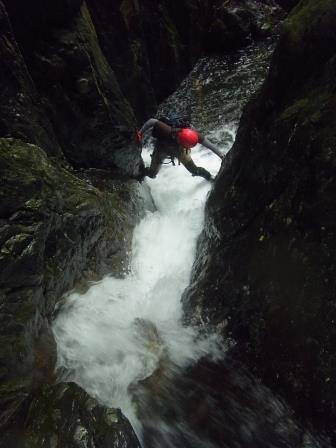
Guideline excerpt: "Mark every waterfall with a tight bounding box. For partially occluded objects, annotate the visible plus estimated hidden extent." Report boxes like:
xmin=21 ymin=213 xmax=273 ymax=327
xmin=53 ymin=141 xmax=225 ymax=437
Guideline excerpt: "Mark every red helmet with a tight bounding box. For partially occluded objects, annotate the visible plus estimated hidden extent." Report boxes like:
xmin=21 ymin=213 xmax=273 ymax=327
xmin=176 ymin=128 xmax=199 ymax=148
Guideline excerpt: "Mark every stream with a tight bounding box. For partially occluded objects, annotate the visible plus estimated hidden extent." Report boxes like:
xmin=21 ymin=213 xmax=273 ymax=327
xmin=52 ymin=39 xmax=329 ymax=447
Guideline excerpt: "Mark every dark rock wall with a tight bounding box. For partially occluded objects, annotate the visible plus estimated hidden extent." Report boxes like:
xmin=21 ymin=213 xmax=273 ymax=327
xmin=86 ymin=0 xmax=157 ymax=121
xmin=275 ymin=0 xmax=301 ymax=11
xmin=24 ymin=3 xmax=137 ymax=171
xmin=0 ymin=382 xmax=141 ymax=448
xmin=0 ymin=2 xmax=62 ymax=160
xmin=184 ymin=0 xmax=336 ymax=434
xmin=1 ymin=0 xmax=141 ymax=175
xmin=138 ymin=0 xmax=200 ymax=105
xmin=0 ymin=138 xmax=146 ymax=445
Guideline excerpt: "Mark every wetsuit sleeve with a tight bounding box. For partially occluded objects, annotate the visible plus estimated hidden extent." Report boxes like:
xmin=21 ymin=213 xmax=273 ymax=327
xmin=139 ymin=118 xmax=159 ymax=135
xmin=199 ymin=135 xmax=224 ymax=159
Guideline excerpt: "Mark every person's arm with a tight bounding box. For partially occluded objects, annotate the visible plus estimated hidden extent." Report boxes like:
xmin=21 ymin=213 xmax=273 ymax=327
xmin=139 ymin=118 xmax=158 ymax=135
xmin=199 ymin=135 xmax=224 ymax=159
xmin=136 ymin=118 xmax=159 ymax=144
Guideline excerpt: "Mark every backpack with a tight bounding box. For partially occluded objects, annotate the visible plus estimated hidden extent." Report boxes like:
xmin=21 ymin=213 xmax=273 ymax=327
xmin=158 ymin=113 xmax=191 ymax=129
xmin=154 ymin=114 xmax=191 ymax=166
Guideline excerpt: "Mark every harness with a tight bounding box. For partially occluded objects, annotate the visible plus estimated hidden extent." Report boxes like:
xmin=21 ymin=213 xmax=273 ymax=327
xmin=165 ymin=126 xmax=181 ymax=165
xmin=163 ymin=155 xmax=179 ymax=166
xmin=164 ymin=145 xmax=191 ymax=166
xmin=150 ymin=152 xmax=180 ymax=165
xmin=151 ymin=117 xmax=192 ymax=167
xmin=151 ymin=145 xmax=190 ymax=166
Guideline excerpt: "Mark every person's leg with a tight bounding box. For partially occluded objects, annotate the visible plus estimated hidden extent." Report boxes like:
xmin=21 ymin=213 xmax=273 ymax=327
xmin=143 ymin=146 xmax=165 ymax=178
xmin=179 ymin=149 xmax=211 ymax=180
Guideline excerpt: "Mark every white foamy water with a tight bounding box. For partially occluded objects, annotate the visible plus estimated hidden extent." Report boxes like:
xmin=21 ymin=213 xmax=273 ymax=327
xmin=53 ymin=140 xmax=227 ymax=437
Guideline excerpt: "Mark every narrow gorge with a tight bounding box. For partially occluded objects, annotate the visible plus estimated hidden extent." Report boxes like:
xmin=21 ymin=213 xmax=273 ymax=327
xmin=0 ymin=1 xmax=335 ymax=447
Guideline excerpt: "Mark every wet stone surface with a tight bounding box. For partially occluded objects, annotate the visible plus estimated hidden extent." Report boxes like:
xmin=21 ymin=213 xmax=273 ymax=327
xmin=183 ymin=0 xmax=336 ymax=440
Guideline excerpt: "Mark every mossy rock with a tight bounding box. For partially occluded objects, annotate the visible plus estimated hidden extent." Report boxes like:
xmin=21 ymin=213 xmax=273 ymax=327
xmin=286 ymin=0 xmax=335 ymax=44
xmin=0 ymin=138 xmax=148 ymax=435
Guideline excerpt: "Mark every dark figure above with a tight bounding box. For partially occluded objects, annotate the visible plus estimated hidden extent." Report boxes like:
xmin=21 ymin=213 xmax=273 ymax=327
xmin=137 ymin=118 xmax=224 ymax=180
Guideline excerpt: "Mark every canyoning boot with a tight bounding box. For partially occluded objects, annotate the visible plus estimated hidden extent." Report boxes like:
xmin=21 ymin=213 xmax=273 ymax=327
xmin=184 ymin=160 xmax=212 ymax=180
xmin=137 ymin=166 xmax=158 ymax=180
xmin=143 ymin=167 xmax=158 ymax=178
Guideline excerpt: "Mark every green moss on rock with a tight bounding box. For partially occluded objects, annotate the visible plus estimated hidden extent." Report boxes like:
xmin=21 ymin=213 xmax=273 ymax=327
xmin=286 ymin=0 xmax=335 ymax=44
xmin=184 ymin=0 xmax=336 ymax=436
xmin=0 ymin=138 xmax=148 ymax=439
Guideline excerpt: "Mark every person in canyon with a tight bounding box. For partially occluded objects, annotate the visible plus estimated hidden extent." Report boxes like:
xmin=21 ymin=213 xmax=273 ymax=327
xmin=137 ymin=117 xmax=224 ymax=180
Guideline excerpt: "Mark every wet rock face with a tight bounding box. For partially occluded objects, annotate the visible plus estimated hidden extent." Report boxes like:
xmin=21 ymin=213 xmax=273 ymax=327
xmin=184 ymin=0 xmax=336 ymax=434
xmin=201 ymin=0 xmax=284 ymax=53
xmin=275 ymin=0 xmax=300 ymax=11
xmin=134 ymin=0 xmax=283 ymax=102
xmin=0 ymin=139 xmax=147 ymax=442
xmin=0 ymin=0 xmax=141 ymax=176
xmin=0 ymin=382 xmax=141 ymax=448
xmin=30 ymin=2 xmax=138 ymax=172
xmin=133 ymin=357 xmax=325 ymax=448
xmin=0 ymin=2 xmax=62 ymax=159
xmin=3 ymin=0 xmax=83 ymax=37
xmin=85 ymin=0 xmax=202 ymax=116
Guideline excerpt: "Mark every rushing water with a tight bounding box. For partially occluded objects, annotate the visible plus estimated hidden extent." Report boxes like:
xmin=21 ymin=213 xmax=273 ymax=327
xmin=53 ymin=142 xmax=224 ymax=437
xmin=53 ymin=40 xmax=328 ymax=447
